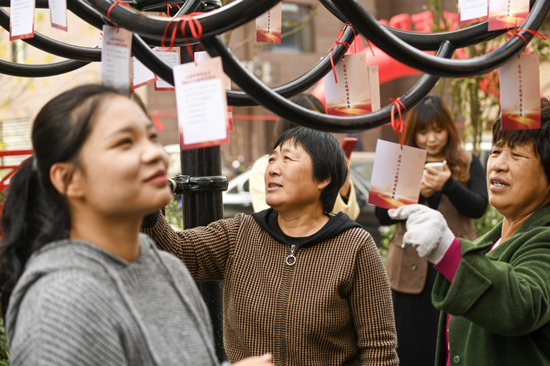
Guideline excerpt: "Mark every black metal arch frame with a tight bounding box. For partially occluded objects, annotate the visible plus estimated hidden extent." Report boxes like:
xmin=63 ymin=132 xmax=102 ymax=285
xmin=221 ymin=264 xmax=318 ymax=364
xmin=0 ymin=0 xmax=547 ymax=128
xmin=203 ymin=36 xmax=454 ymax=132
xmin=335 ymin=0 xmax=550 ymax=76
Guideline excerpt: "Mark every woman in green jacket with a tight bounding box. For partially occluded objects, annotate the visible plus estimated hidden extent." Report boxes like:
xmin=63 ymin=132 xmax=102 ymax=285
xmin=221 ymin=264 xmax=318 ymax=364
xmin=389 ymin=97 xmax=550 ymax=366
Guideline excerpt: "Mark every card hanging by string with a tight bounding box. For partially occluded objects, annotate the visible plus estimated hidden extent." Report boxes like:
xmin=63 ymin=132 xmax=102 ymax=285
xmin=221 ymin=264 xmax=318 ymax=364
xmin=328 ymin=29 xmax=351 ymax=84
xmin=390 ymin=97 xmax=406 ymax=148
xmin=344 ymin=24 xmax=376 ymax=58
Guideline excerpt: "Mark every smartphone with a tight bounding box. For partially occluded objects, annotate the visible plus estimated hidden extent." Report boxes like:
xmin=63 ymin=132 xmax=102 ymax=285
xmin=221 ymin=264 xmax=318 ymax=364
xmin=425 ymin=161 xmax=444 ymax=171
xmin=341 ymin=137 xmax=358 ymax=158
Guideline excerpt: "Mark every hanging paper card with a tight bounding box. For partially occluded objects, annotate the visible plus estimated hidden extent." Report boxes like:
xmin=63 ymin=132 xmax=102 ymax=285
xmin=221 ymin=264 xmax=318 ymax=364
xmin=368 ymin=140 xmax=427 ymax=210
xmin=324 ymin=53 xmax=372 ymax=116
xmin=488 ymin=0 xmax=529 ymax=31
xmin=10 ymin=0 xmax=35 ymax=40
xmin=173 ymin=57 xmax=229 ymax=150
xmin=195 ymin=50 xmax=233 ymax=131
xmin=499 ymin=53 xmax=540 ymax=130
xmin=458 ymin=0 xmax=488 ymax=25
xmin=48 ymin=0 xmax=68 ymax=31
xmin=101 ymin=25 xmax=133 ymax=95
xmin=368 ymin=65 xmax=381 ymax=112
xmin=153 ymin=47 xmax=180 ymax=91
xmin=132 ymin=57 xmax=157 ymax=89
xmin=256 ymin=2 xmax=281 ymax=44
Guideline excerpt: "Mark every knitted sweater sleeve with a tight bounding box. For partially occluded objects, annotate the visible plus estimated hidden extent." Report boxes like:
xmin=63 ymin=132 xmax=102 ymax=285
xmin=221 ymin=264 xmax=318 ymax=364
xmin=143 ymin=212 xmax=243 ymax=282
xmin=348 ymin=230 xmax=399 ymax=365
xmin=8 ymin=272 xmax=127 ymax=366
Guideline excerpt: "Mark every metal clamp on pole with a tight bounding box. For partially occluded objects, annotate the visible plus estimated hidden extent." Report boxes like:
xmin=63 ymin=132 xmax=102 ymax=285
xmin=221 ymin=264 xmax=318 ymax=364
xmin=168 ymin=175 xmax=228 ymax=194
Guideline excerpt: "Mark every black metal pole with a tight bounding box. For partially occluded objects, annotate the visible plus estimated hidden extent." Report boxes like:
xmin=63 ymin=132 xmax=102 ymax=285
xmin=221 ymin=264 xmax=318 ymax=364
xmin=179 ymin=1 xmax=226 ymax=361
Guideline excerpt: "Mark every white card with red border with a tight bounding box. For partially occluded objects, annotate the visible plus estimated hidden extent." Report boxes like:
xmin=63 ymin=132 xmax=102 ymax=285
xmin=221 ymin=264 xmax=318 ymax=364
xmin=173 ymin=57 xmax=229 ymax=150
xmin=48 ymin=0 xmax=68 ymax=31
xmin=194 ymin=50 xmax=233 ymax=131
xmin=10 ymin=0 xmax=35 ymax=40
xmin=101 ymin=25 xmax=133 ymax=95
xmin=153 ymin=47 xmax=180 ymax=91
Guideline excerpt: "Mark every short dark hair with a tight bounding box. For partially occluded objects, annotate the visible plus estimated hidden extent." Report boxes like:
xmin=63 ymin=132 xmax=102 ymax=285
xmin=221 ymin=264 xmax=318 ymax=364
xmin=492 ymin=96 xmax=550 ymax=183
xmin=273 ymin=127 xmax=347 ymax=213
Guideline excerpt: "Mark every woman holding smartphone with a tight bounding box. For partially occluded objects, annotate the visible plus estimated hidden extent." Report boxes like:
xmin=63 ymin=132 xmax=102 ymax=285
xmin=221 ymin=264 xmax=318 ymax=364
xmin=375 ymin=95 xmax=488 ymax=366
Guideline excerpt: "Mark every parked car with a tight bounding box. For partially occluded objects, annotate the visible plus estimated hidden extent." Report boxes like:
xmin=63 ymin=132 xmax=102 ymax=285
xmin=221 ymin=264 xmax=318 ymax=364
xmin=222 ymin=152 xmax=383 ymax=245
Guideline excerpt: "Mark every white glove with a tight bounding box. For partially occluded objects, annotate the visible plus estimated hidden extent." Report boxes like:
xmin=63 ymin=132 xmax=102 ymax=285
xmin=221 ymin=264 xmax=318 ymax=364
xmin=388 ymin=204 xmax=455 ymax=264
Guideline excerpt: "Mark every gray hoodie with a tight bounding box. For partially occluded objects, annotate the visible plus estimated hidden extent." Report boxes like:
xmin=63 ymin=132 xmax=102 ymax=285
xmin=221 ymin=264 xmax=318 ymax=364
xmin=6 ymin=234 xmax=219 ymax=366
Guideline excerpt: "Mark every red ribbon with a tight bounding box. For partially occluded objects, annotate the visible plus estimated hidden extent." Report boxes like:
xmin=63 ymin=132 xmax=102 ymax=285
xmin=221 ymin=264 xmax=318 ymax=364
xmin=107 ymin=0 xmax=130 ymax=20
xmin=180 ymin=14 xmax=203 ymax=59
xmin=390 ymin=97 xmax=406 ymax=148
xmin=161 ymin=12 xmax=204 ymax=56
xmin=328 ymin=28 xmax=351 ymax=83
xmin=505 ymin=27 xmax=547 ymax=50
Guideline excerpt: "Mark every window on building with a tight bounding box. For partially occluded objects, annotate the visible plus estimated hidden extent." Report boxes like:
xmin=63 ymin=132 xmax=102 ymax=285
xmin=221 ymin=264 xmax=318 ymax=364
xmin=263 ymin=3 xmax=314 ymax=53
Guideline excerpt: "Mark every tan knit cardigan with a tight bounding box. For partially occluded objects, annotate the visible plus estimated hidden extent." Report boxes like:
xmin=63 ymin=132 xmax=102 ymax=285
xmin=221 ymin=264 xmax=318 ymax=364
xmin=144 ymin=213 xmax=398 ymax=366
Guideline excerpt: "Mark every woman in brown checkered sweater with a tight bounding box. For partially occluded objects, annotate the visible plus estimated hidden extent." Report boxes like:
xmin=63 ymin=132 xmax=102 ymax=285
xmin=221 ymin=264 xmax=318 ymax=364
xmin=143 ymin=127 xmax=398 ymax=365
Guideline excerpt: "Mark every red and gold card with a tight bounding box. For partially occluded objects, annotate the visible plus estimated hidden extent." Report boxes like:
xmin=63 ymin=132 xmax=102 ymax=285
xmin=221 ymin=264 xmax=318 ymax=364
xmin=499 ymin=53 xmax=540 ymax=130
xmin=488 ymin=0 xmax=529 ymax=31
xmin=256 ymin=2 xmax=281 ymax=44
xmin=368 ymin=140 xmax=427 ymax=210
xmin=324 ymin=53 xmax=373 ymax=117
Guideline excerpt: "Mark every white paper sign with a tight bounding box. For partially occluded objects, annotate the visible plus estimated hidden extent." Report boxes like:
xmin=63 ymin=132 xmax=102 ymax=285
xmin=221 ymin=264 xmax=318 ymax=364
xmin=173 ymin=58 xmax=229 ymax=148
xmin=132 ymin=57 xmax=157 ymax=89
xmin=194 ymin=51 xmax=231 ymax=90
xmin=101 ymin=25 xmax=133 ymax=94
xmin=10 ymin=0 xmax=35 ymax=40
xmin=174 ymin=78 xmax=228 ymax=145
xmin=49 ymin=0 xmax=68 ymax=31
xmin=153 ymin=47 xmax=180 ymax=90
xmin=459 ymin=0 xmax=488 ymax=22
xmin=195 ymin=50 xmax=234 ymax=130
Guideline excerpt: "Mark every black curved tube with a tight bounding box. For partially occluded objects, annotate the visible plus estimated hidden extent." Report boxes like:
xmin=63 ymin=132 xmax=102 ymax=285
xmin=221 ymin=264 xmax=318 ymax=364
xmin=67 ymin=0 xmax=355 ymax=107
xmin=334 ymin=0 xmax=550 ymax=76
xmin=203 ymin=35 xmax=454 ymax=132
xmin=0 ymin=57 xmax=89 ymax=77
xmin=320 ymin=0 xmax=542 ymax=51
xmin=226 ymin=27 xmax=354 ymax=106
xmin=130 ymin=25 xmax=354 ymax=106
xmin=84 ymin=0 xmax=280 ymax=42
xmin=0 ymin=8 xmax=101 ymax=62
